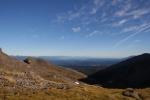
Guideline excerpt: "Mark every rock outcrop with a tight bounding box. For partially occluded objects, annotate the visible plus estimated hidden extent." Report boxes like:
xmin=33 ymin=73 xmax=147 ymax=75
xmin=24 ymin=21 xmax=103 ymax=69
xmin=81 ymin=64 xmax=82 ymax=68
xmin=122 ymin=88 xmax=142 ymax=100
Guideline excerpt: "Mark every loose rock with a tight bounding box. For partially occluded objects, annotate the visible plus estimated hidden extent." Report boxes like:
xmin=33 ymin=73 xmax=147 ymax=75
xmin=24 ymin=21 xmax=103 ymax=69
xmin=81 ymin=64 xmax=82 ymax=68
xmin=122 ymin=88 xmax=142 ymax=100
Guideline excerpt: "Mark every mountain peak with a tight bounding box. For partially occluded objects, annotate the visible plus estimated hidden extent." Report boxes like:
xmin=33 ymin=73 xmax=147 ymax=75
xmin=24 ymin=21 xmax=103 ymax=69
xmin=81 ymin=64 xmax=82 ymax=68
xmin=0 ymin=48 xmax=7 ymax=57
xmin=0 ymin=48 xmax=2 ymax=52
xmin=0 ymin=48 xmax=4 ymax=54
xmin=140 ymin=53 xmax=150 ymax=56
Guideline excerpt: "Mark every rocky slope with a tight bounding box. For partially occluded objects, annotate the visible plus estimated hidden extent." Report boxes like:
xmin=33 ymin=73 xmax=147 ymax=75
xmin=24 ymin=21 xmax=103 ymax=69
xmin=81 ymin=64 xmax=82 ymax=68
xmin=0 ymin=49 xmax=86 ymax=90
xmin=23 ymin=57 xmax=86 ymax=83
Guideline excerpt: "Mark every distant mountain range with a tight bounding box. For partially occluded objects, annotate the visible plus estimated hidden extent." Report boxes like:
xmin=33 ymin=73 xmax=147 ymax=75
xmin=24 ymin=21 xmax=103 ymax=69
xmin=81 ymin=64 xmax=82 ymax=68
xmin=81 ymin=53 xmax=150 ymax=88
xmin=13 ymin=56 xmax=122 ymax=66
xmin=13 ymin=56 xmax=122 ymax=75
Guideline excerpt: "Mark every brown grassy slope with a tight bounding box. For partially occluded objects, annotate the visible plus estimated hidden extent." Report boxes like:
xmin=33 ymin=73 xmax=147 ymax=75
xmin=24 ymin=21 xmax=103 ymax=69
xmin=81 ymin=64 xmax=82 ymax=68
xmin=0 ymin=50 xmax=29 ymax=72
xmin=24 ymin=57 xmax=86 ymax=83
xmin=0 ymin=84 xmax=150 ymax=100
xmin=0 ymin=50 xmax=86 ymax=84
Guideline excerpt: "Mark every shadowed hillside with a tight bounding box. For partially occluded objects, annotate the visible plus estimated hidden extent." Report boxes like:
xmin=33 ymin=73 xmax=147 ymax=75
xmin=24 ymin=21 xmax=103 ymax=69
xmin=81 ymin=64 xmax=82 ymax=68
xmin=81 ymin=53 xmax=150 ymax=88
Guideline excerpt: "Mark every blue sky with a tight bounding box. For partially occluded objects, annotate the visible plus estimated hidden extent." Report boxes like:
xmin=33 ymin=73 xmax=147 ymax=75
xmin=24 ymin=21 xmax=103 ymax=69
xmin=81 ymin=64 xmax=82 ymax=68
xmin=0 ymin=0 xmax=150 ymax=57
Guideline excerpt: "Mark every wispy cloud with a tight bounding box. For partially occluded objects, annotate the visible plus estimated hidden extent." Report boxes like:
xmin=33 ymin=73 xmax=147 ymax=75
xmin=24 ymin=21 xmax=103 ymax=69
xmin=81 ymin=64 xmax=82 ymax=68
xmin=90 ymin=0 xmax=105 ymax=15
xmin=115 ymin=1 xmax=131 ymax=17
xmin=115 ymin=2 xmax=150 ymax=19
xmin=54 ymin=0 xmax=150 ymax=42
xmin=55 ymin=0 xmax=106 ymax=24
xmin=68 ymin=11 xmax=81 ymax=21
xmin=128 ymin=9 xmax=150 ymax=19
xmin=115 ymin=23 xmax=150 ymax=47
xmin=145 ymin=29 xmax=150 ymax=33
xmin=113 ymin=19 xmax=128 ymax=27
xmin=90 ymin=8 xmax=97 ymax=14
xmin=72 ymin=27 xmax=81 ymax=32
xmin=118 ymin=19 xmax=128 ymax=25
xmin=86 ymin=30 xmax=101 ymax=38
xmin=122 ymin=23 xmax=150 ymax=33
xmin=122 ymin=26 xmax=138 ymax=33
xmin=56 ymin=12 xmax=80 ymax=23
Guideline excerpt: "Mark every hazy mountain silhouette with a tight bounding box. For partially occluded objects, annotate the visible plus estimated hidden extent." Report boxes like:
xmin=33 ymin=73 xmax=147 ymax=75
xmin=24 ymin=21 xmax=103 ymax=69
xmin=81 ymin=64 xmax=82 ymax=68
xmin=81 ymin=53 xmax=150 ymax=88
